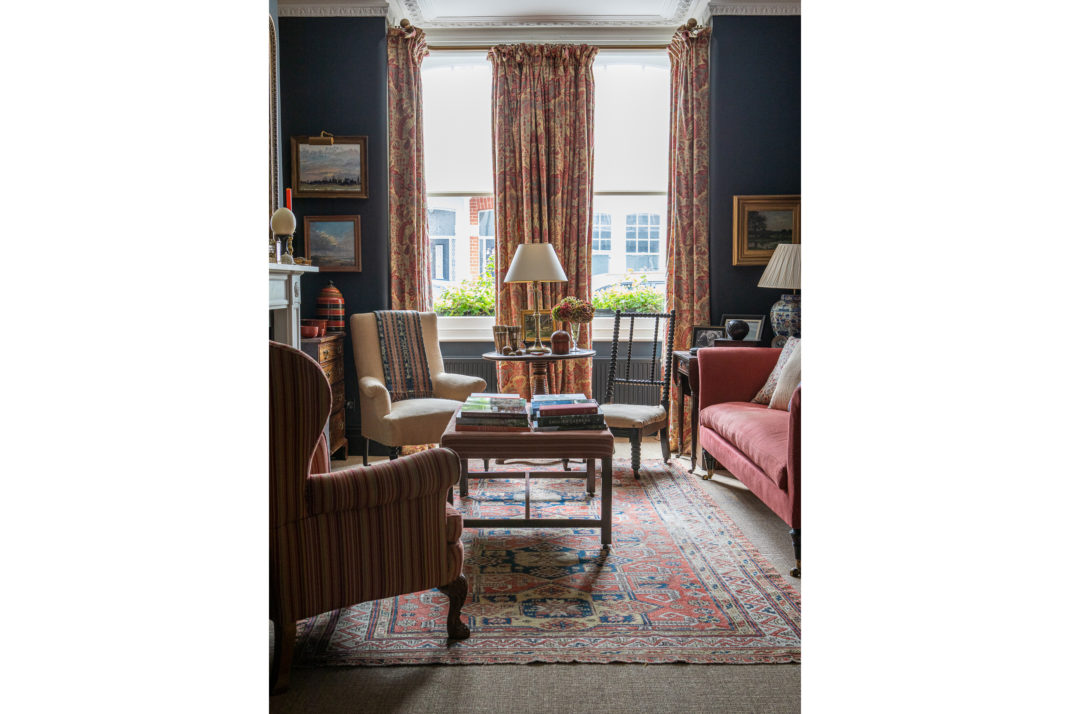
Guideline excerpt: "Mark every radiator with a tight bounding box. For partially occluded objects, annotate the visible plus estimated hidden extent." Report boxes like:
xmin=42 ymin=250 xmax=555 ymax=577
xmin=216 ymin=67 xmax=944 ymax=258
xmin=443 ymin=357 xmax=662 ymax=405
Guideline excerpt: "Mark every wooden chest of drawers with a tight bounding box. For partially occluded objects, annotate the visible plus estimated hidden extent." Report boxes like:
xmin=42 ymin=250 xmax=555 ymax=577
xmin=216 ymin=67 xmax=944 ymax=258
xmin=301 ymin=333 xmax=348 ymax=460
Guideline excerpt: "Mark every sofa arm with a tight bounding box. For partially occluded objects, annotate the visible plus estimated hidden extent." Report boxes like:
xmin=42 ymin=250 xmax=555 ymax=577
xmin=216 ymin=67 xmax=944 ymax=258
xmin=696 ymin=347 xmax=783 ymax=410
xmin=306 ymin=447 xmax=459 ymax=515
xmin=433 ymin=372 xmax=487 ymax=402
xmin=788 ymin=385 xmax=801 ymax=526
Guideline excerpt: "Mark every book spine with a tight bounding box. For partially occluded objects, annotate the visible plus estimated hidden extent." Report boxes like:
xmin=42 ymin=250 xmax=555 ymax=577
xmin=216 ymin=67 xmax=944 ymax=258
xmin=535 ymin=405 xmax=599 ymax=416
xmin=532 ymin=423 xmax=607 ymax=432
xmin=458 ymin=410 xmax=529 ymax=419
xmin=456 ymin=417 xmax=529 ymax=427
xmin=531 ymin=414 xmax=605 ymax=426
xmin=455 ymin=423 xmax=531 ymax=432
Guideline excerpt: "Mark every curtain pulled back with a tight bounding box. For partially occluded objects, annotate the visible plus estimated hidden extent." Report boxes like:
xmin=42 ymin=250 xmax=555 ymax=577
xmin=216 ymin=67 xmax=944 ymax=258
xmin=666 ymin=27 xmax=712 ymax=452
xmin=489 ymin=43 xmax=597 ymax=398
xmin=387 ymin=26 xmax=432 ymax=311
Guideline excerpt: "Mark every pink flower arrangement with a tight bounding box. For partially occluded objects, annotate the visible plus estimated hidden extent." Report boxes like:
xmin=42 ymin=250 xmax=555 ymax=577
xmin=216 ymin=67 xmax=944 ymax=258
xmin=551 ymin=296 xmax=594 ymax=324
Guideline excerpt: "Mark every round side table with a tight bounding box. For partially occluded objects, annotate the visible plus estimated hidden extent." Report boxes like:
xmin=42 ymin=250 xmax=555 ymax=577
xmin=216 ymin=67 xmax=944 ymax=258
xmin=482 ymin=349 xmax=596 ymax=395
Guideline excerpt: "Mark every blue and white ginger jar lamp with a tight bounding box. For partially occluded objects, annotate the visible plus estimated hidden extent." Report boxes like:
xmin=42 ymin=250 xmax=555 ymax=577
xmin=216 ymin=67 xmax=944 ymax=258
xmin=758 ymin=243 xmax=800 ymax=349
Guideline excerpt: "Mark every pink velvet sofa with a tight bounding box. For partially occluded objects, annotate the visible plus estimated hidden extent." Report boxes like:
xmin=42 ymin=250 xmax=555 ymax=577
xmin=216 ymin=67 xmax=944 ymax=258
xmin=696 ymin=347 xmax=801 ymax=577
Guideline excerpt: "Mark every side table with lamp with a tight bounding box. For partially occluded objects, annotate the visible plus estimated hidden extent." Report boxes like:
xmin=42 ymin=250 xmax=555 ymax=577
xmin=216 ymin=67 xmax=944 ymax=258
xmin=757 ymin=243 xmax=801 ymax=348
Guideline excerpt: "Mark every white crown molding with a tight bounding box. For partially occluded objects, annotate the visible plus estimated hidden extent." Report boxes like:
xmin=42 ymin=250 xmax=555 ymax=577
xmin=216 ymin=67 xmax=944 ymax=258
xmin=706 ymin=2 xmax=800 ymax=15
xmin=394 ymin=0 xmax=699 ymax=28
xmin=279 ymin=1 xmax=390 ymax=17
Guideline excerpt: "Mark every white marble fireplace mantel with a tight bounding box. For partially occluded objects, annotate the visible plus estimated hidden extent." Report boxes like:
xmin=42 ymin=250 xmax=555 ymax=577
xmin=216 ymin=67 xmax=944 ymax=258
xmin=269 ymin=263 xmax=319 ymax=347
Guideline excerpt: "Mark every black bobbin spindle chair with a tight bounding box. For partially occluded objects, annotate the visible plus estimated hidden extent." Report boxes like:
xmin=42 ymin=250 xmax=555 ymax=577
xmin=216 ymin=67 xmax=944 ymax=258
xmin=601 ymin=309 xmax=676 ymax=480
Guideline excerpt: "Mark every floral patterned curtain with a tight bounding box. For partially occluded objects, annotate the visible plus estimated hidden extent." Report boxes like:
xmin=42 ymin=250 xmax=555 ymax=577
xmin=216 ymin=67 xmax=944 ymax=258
xmin=489 ymin=44 xmax=597 ymax=399
xmin=387 ymin=25 xmax=432 ymax=311
xmin=666 ymin=26 xmax=712 ymax=452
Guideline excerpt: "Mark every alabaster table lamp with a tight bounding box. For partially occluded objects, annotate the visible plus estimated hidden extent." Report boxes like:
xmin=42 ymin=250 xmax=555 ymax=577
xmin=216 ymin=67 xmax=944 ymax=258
xmin=757 ymin=243 xmax=801 ymax=348
xmin=270 ymin=207 xmax=297 ymax=264
xmin=504 ymin=242 xmax=568 ymax=354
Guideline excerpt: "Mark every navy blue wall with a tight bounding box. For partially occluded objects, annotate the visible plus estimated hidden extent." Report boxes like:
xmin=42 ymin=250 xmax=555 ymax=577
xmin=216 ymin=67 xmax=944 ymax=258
xmin=279 ymin=16 xmax=390 ymax=447
xmin=708 ymin=16 xmax=801 ymax=343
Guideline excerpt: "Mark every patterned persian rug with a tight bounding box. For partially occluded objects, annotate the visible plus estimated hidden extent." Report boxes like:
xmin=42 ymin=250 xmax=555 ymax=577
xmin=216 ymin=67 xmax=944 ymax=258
xmin=294 ymin=459 xmax=801 ymax=666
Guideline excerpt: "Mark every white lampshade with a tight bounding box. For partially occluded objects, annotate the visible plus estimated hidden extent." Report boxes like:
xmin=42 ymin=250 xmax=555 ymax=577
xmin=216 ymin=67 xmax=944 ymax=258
xmin=757 ymin=243 xmax=801 ymax=290
xmin=270 ymin=207 xmax=297 ymax=236
xmin=503 ymin=243 xmax=568 ymax=283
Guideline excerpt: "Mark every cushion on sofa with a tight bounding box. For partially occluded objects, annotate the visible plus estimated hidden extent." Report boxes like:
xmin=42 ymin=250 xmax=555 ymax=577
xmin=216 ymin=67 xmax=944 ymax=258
xmin=768 ymin=343 xmax=801 ymax=411
xmin=699 ymin=402 xmax=790 ymax=489
xmin=751 ymin=337 xmax=799 ymax=405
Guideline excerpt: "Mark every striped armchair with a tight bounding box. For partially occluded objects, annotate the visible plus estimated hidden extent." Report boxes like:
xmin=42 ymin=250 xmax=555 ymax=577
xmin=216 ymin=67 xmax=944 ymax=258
xmin=269 ymin=341 xmax=469 ymax=694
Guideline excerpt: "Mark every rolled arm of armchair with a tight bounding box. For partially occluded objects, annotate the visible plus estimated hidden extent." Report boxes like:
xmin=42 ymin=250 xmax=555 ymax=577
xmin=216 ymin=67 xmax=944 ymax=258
xmin=433 ymin=372 xmax=487 ymax=402
xmin=696 ymin=347 xmax=783 ymax=411
xmin=306 ymin=446 xmax=459 ymax=515
xmin=358 ymin=375 xmax=392 ymax=418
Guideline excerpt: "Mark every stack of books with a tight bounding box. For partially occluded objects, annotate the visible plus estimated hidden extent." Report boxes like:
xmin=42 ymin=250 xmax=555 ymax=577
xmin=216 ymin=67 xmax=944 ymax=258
xmin=455 ymin=393 xmax=531 ymax=432
xmin=530 ymin=394 xmax=606 ymax=432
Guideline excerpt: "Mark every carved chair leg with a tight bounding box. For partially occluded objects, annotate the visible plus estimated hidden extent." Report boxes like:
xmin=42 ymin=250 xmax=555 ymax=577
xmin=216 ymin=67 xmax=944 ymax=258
xmin=438 ymin=574 xmax=471 ymax=640
xmin=660 ymin=426 xmax=670 ymax=462
xmin=269 ymin=619 xmax=296 ymax=696
xmin=630 ymin=432 xmax=641 ymax=480
xmin=362 ymin=438 xmax=369 ymax=466
xmin=789 ymin=528 xmax=801 ymax=578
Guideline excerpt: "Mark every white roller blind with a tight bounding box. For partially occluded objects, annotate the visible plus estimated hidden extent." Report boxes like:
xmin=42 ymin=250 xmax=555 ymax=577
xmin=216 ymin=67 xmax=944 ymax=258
xmin=422 ymin=51 xmax=493 ymax=194
xmin=592 ymin=51 xmax=670 ymax=193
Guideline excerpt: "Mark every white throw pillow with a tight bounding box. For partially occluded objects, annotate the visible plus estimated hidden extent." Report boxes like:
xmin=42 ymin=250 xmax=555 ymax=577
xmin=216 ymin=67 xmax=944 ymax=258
xmin=768 ymin=342 xmax=801 ymax=411
xmin=751 ymin=337 xmax=799 ymax=405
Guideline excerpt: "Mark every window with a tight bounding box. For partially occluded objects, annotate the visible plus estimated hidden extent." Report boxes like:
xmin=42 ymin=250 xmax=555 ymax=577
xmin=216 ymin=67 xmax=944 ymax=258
xmin=592 ymin=212 xmax=612 ymax=275
xmin=591 ymin=52 xmax=669 ymax=306
xmin=429 ymin=208 xmax=456 ymax=282
xmin=477 ymin=209 xmax=495 ymax=275
xmin=625 ymin=213 xmax=661 ymax=271
xmin=422 ymin=53 xmax=495 ymax=315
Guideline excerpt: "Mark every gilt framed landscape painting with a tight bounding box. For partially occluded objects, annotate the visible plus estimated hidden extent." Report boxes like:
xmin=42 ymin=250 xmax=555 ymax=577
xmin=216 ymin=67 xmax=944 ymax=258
xmin=732 ymin=194 xmax=800 ymax=266
xmin=291 ymin=135 xmax=368 ymax=198
xmin=303 ymin=216 xmax=361 ymax=272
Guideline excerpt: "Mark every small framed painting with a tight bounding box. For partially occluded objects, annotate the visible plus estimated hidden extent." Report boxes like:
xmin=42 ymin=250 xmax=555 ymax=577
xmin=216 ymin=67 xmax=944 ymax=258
xmin=732 ymin=195 xmax=800 ymax=266
xmin=520 ymin=310 xmax=556 ymax=345
xmin=720 ymin=314 xmax=766 ymax=342
xmin=691 ymin=325 xmax=726 ymax=350
xmin=303 ymin=215 xmax=361 ymax=272
xmin=291 ymin=135 xmax=368 ymax=198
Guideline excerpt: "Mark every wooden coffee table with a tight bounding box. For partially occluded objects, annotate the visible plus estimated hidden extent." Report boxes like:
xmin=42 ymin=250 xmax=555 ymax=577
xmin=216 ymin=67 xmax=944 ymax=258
xmin=439 ymin=412 xmax=616 ymax=547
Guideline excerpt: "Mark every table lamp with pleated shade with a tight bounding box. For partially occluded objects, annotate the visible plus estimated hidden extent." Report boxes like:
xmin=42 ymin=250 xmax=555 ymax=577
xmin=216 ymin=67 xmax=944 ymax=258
xmin=757 ymin=243 xmax=801 ymax=348
xmin=504 ymin=243 xmax=568 ymax=354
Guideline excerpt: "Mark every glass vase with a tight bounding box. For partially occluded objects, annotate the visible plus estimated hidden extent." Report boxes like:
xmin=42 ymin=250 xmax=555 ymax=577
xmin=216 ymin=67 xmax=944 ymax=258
xmin=570 ymin=323 xmax=581 ymax=352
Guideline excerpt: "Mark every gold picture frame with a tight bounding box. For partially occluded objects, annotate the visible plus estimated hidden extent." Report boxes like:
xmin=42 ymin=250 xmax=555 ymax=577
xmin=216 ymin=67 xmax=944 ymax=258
xmin=732 ymin=195 xmax=800 ymax=266
xmin=520 ymin=310 xmax=556 ymax=345
xmin=290 ymin=135 xmax=369 ymax=198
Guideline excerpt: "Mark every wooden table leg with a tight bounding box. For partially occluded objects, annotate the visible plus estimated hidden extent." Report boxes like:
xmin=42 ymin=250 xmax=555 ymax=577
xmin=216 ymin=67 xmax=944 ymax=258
xmin=460 ymin=459 xmax=469 ymax=497
xmin=676 ymin=381 xmax=686 ymax=459
xmin=690 ymin=396 xmax=699 ymax=473
xmin=601 ymin=456 xmax=613 ymax=547
xmin=586 ymin=458 xmax=595 ymax=496
xmin=530 ymin=359 xmax=549 ymax=395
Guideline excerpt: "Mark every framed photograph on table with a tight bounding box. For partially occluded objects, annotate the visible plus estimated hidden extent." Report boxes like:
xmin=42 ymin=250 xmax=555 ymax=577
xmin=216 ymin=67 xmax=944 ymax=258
xmin=520 ymin=310 xmax=556 ymax=345
xmin=303 ymin=215 xmax=362 ymax=272
xmin=720 ymin=314 xmax=766 ymax=342
xmin=291 ymin=135 xmax=368 ymax=198
xmin=691 ymin=325 xmax=726 ymax=350
xmin=732 ymin=195 xmax=800 ymax=266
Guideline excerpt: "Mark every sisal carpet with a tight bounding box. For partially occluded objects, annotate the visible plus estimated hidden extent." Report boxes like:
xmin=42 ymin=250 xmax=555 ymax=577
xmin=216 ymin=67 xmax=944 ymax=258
xmin=293 ymin=459 xmax=800 ymax=667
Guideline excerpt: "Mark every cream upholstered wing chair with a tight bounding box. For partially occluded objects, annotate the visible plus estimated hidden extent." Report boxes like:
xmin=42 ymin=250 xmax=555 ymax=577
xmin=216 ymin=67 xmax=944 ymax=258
xmin=351 ymin=311 xmax=487 ymax=464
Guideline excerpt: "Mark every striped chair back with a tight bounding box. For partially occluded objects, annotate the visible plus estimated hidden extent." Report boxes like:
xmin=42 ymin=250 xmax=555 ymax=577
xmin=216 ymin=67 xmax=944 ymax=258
xmin=269 ymin=340 xmax=332 ymax=528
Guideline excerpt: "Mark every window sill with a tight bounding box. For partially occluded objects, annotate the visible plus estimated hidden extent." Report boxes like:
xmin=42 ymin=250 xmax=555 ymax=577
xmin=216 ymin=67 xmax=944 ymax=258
xmin=436 ymin=315 xmax=659 ymax=342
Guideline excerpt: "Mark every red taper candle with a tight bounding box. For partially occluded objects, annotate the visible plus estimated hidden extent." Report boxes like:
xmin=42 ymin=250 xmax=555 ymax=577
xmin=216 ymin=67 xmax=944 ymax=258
xmin=285 ymin=188 xmax=292 ymax=210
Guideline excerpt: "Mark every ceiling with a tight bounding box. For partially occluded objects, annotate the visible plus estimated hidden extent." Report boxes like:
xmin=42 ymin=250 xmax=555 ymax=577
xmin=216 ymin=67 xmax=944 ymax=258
xmin=278 ymin=1 xmax=800 ymax=45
